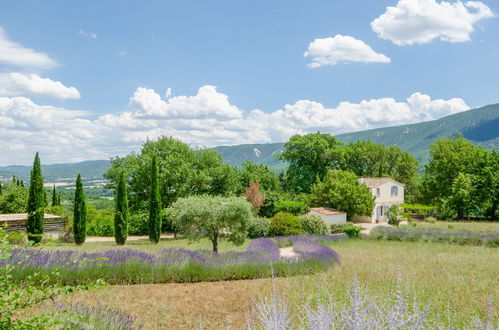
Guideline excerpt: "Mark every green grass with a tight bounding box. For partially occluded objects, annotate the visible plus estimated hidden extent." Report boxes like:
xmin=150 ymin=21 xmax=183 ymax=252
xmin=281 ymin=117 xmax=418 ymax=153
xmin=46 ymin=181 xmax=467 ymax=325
xmin=29 ymin=238 xmax=499 ymax=328
xmin=43 ymin=237 xmax=250 ymax=253
xmin=413 ymin=220 xmax=499 ymax=231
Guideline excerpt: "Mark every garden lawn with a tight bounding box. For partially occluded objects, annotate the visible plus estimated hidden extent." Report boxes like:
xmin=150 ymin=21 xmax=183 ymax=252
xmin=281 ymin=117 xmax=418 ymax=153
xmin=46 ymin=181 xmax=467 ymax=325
xmin=33 ymin=239 xmax=498 ymax=329
xmin=411 ymin=220 xmax=499 ymax=231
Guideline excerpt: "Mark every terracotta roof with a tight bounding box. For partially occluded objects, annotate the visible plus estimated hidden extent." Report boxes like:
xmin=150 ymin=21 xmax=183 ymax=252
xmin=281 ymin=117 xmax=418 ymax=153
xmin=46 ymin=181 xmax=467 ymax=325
xmin=0 ymin=213 xmax=65 ymax=223
xmin=359 ymin=177 xmax=404 ymax=188
xmin=310 ymin=207 xmax=346 ymax=215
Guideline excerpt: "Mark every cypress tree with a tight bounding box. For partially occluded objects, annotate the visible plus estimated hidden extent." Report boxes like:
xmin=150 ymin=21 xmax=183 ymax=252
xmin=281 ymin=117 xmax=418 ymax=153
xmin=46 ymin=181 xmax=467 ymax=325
xmin=114 ymin=174 xmax=129 ymax=245
xmin=51 ymin=184 xmax=57 ymax=206
xmin=27 ymin=152 xmax=45 ymax=243
xmin=148 ymin=157 xmax=161 ymax=243
xmin=0 ymin=181 xmax=2 ymax=195
xmin=73 ymin=174 xmax=87 ymax=245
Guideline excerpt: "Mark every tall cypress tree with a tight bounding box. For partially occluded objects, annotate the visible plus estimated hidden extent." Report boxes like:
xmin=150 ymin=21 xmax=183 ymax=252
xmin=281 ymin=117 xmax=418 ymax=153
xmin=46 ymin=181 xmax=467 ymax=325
xmin=73 ymin=174 xmax=87 ymax=245
xmin=148 ymin=157 xmax=161 ymax=243
xmin=51 ymin=184 xmax=58 ymax=206
xmin=27 ymin=152 xmax=45 ymax=243
xmin=114 ymin=174 xmax=129 ymax=245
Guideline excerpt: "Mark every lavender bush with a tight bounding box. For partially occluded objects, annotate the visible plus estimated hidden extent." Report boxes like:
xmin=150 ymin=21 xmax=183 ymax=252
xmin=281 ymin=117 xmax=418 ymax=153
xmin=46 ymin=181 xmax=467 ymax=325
xmin=5 ymin=237 xmax=341 ymax=285
xmin=246 ymin=273 xmax=496 ymax=329
xmin=369 ymin=227 xmax=499 ymax=247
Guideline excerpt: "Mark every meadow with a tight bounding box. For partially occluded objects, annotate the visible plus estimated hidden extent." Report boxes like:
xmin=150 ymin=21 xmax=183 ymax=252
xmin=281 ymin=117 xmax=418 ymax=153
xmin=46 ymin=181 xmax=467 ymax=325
xmin=29 ymin=232 xmax=498 ymax=329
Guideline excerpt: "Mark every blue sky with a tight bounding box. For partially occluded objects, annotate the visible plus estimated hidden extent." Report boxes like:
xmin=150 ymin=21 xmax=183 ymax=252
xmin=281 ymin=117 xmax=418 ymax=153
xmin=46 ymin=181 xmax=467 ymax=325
xmin=0 ymin=0 xmax=497 ymax=165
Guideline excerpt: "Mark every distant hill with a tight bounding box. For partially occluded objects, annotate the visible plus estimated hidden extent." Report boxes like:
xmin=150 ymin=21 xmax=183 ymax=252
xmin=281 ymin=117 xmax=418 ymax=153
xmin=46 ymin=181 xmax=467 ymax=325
xmin=0 ymin=160 xmax=110 ymax=183
xmin=215 ymin=103 xmax=499 ymax=169
xmin=1 ymin=103 xmax=497 ymax=181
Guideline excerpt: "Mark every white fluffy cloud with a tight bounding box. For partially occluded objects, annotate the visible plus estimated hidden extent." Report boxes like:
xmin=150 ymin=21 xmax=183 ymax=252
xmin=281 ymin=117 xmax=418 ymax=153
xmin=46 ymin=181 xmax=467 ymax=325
xmin=0 ymin=27 xmax=57 ymax=69
xmin=0 ymin=73 xmax=81 ymax=99
xmin=371 ymin=0 xmax=494 ymax=45
xmin=78 ymin=30 xmax=98 ymax=39
xmin=304 ymin=35 xmax=391 ymax=67
xmin=0 ymin=86 xmax=470 ymax=165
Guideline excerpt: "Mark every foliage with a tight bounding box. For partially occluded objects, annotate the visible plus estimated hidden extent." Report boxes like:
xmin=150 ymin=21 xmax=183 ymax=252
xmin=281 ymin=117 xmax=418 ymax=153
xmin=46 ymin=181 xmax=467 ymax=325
xmin=169 ymin=195 xmax=252 ymax=253
xmin=104 ymin=136 xmax=240 ymax=210
xmin=242 ymin=181 xmax=265 ymax=211
xmin=51 ymin=185 xmax=61 ymax=207
xmin=86 ymin=206 xmax=114 ymax=236
xmin=299 ymin=214 xmax=330 ymax=235
xmin=401 ymin=203 xmax=437 ymax=217
xmin=330 ymin=223 xmax=350 ymax=234
xmin=247 ymin=216 xmax=270 ymax=239
xmin=424 ymin=216 xmax=437 ymax=224
xmin=5 ymin=231 xmax=27 ymax=245
xmin=73 ymin=174 xmax=87 ymax=245
xmin=238 ymin=161 xmax=281 ymax=194
xmin=278 ymin=133 xmax=344 ymax=193
xmin=311 ymin=169 xmax=375 ymax=221
xmin=27 ymin=152 xmax=45 ymax=243
xmin=342 ymin=225 xmax=361 ymax=238
xmin=0 ymin=181 xmax=28 ymax=213
xmin=274 ymin=200 xmax=309 ymax=215
xmin=258 ymin=190 xmax=281 ymax=218
xmin=128 ymin=211 xmax=149 ymax=236
xmin=268 ymin=212 xmax=303 ymax=237
xmin=387 ymin=205 xmax=403 ymax=226
xmin=114 ymin=174 xmax=129 ymax=245
xmin=421 ymin=135 xmax=498 ymax=219
xmin=5 ymin=237 xmax=340 ymax=285
xmin=148 ymin=157 xmax=161 ymax=243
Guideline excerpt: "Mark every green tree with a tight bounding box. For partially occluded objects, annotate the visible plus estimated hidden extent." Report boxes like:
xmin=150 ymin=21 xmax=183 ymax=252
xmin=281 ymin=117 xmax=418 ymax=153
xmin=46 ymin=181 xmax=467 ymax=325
xmin=148 ymin=157 xmax=161 ymax=243
xmin=114 ymin=174 xmax=129 ymax=245
xmin=51 ymin=185 xmax=58 ymax=206
xmin=26 ymin=153 xmax=45 ymax=243
xmin=73 ymin=174 xmax=87 ymax=245
xmin=311 ymin=169 xmax=374 ymax=221
xmin=104 ymin=136 xmax=239 ymax=210
xmin=444 ymin=173 xmax=477 ymax=219
xmin=0 ymin=182 xmax=28 ymax=214
xmin=169 ymin=196 xmax=252 ymax=253
xmin=238 ymin=161 xmax=280 ymax=193
xmin=0 ymin=182 xmax=2 ymax=195
xmin=279 ymin=132 xmax=344 ymax=193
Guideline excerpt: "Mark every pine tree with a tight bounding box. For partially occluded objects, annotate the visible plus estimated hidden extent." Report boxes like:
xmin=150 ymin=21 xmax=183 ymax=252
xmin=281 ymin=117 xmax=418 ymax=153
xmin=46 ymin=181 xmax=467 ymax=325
xmin=73 ymin=174 xmax=87 ymax=245
xmin=114 ymin=174 xmax=129 ymax=245
xmin=51 ymin=185 xmax=57 ymax=206
xmin=27 ymin=152 xmax=45 ymax=243
xmin=148 ymin=157 xmax=161 ymax=243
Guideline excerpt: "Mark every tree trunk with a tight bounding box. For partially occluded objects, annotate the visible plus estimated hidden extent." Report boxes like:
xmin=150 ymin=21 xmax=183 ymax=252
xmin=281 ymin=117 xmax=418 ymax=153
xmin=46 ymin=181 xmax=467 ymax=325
xmin=211 ymin=232 xmax=218 ymax=254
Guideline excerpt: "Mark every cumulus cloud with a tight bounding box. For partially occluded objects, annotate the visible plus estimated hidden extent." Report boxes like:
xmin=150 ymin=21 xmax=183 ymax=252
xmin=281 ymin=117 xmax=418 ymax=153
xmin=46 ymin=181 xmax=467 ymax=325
xmin=371 ymin=0 xmax=494 ymax=45
xmin=0 ymin=73 xmax=81 ymax=99
xmin=0 ymin=27 xmax=57 ymax=69
xmin=0 ymin=86 xmax=470 ymax=165
xmin=305 ymin=35 xmax=391 ymax=67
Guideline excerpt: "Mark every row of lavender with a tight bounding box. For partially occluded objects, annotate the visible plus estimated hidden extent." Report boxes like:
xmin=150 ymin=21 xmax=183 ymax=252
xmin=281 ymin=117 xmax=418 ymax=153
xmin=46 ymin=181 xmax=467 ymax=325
xmin=4 ymin=235 xmax=345 ymax=285
xmin=369 ymin=227 xmax=499 ymax=247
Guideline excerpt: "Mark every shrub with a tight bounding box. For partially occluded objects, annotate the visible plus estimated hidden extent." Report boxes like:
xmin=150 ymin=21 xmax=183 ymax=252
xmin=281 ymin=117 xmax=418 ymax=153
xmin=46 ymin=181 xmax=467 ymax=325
xmin=86 ymin=208 xmax=114 ymax=237
xmin=387 ymin=205 xmax=402 ymax=226
xmin=268 ymin=212 xmax=303 ymax=237
xmin=424 ymin=216 xmax=437 ymax=224
xmin=248 ymin=216 xmax=270 ymax=238
xmin=342 ymin=225 xmax=361 ymax=238
xmin=330 ymin=223 xmax=349 ymax=234
xmin=128 ymin=211 xmax=149 ymax=236
xmin=5 ymin=231 xmax=27 ymax=245
xmin=299 ymin=214 xmax=329 ymax=235
xmin=274 ymin=200 xmax=309 ymax=215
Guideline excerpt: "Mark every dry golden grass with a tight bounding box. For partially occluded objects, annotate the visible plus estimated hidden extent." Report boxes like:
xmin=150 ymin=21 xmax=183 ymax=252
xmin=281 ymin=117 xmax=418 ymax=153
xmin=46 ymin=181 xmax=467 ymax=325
xmin=33 ymin=239 xmax=498 ymax=329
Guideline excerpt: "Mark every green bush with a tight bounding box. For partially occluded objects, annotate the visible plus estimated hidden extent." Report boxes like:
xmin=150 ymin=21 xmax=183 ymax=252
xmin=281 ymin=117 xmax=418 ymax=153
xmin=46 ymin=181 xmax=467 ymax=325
xmin=128 ymin=211 xmax=149 ymax=236
xmin=268 ymin=212 xmax=303 ymax=237
xmin=274 ymin=200 xmax=309 ymax=216
xmin=86 ymin=208 xmax=114 ymax=237
xmin=424 ymin=216 xmax=437 ymax=224
xmin=247 ymin=216 xmax=270 ymax=238
xmin=5 ymin=231 xmax=27 ymax=245
xmin=299 ymin=214 xmax=329 ymax=235
xmin=387 ymin=205 xmax=402 ymax=226
xmin=330 ymin=223 xmax=349 ymax=234
xmin=342 ymin=225 xmax=361 ymax=238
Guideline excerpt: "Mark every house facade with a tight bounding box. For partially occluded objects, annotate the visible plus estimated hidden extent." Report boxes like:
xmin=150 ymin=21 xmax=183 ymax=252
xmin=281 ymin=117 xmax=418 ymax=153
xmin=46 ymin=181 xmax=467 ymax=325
xmin=353 ymin=178 xmax=404 ymax=223
xmin=309 ymin=207 xmax=347 ymax=224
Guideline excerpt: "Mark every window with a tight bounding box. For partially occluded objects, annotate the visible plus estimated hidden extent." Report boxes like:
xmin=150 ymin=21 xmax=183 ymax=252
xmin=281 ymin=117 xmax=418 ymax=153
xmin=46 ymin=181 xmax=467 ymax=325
xmin=391 ymin=185 xmax=398 ymax=196
xmin=376 ymin=188 xmax=380 ymax=196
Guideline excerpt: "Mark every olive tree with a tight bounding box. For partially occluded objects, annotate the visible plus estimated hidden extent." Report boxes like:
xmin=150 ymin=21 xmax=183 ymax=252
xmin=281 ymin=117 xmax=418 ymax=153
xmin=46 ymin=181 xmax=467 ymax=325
xmin=168 ymin=196 xmax=252 ymax=253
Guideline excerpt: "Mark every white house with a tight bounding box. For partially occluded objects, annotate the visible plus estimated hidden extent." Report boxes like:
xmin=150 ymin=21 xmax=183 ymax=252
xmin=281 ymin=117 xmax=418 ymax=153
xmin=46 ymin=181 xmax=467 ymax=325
xmin=309 ymin=207 xmax=347 ymax=224
xmin=353 ymin=178 xmax=405 ymax=224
